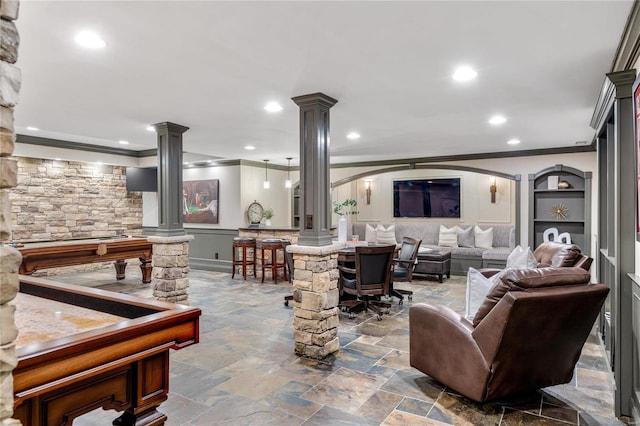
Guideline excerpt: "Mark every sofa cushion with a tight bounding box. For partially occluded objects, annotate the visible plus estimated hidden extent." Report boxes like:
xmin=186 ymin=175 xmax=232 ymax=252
xmin=533 ymin=242 xmax=581 ymax=267
xmin=365 ymin=224 xmax=377 ymax=243
xmin=465 ymin=267 xmax=502 ymax=322
xmin=457 ymin=226 xmax=475 ymax=248
xmin=506 ymin=245 xmax=537 ymax=269
xmin=376 ymin=224 xmax=397 ymax=245
xmin=474 ymin=226 xmax=493 ymax=249
xmin=450 ymin=247 xmax=486 ymax=258
xmin=481 ymin=247 xmax=513 ymax=261
xmin=472 ymin=267 xmax=591 ymax=327
xmin=439 ymin=225 xmax=459 ymax=247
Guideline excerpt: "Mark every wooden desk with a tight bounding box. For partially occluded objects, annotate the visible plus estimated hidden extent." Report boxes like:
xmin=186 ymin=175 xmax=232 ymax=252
xmin=17 ymin=237 xmax=153 ymax=283
xmin=13 ymin=276 xmax=200 ymax=426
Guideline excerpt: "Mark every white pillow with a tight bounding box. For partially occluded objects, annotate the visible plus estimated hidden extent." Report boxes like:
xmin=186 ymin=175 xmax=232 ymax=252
xmin=474 ymin=226 xmax=493 ymax=249
xmin=365 ymin=224 xmax=377 ymax=243
xmin=376 ymin=224 xmax=397 ymax=245
xmin=506 ymin=245 xmax=538 ymax=269
xmin=465 ymin=267 xmax=503 ymax=321
xmin=438 ymin=225 xmax=459 ymax=247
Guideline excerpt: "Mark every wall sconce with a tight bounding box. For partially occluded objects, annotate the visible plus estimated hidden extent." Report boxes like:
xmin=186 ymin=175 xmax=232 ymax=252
xmin=263 ymin=160 xmax=270 ymax=189
xmin=489 ymin=176 xmax=497 ymax=203
xmin=364 ymin=180 xmax=372 ymax=205
xmin=285 ymin=157 xmax=292 ymax=188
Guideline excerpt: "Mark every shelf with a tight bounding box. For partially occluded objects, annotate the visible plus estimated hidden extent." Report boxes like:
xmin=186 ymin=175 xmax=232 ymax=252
xmin=533 ymin=219 xmax=584 ymax=224
xmin=533 ymin=189 xmax=584 ymax=193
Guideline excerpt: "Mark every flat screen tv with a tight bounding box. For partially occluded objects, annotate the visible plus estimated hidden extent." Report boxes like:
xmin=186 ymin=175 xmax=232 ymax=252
xmin=125 ymin=167 xmax=157 ymax=192
xmin=393 ymin=178 xmax=461 ymax=218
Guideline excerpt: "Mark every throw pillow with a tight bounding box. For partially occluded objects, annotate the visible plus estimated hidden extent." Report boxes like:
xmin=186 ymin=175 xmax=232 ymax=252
xmin=376 ymin=224 xmax=397 ymax=245
xmin=438 ymin=225 xmax=459 ymax=247
xmin=474 ymin=226 xmax=493 ymax=249
xmin=365 ymin=224 xmax=377 ymax=243
xmin=457 ymin=227 xmax=474 ymax=248
xmin=465 ymin=267 xmax=502 ymax=322
xmin=506 ymin=245 xmax=538 ymax=269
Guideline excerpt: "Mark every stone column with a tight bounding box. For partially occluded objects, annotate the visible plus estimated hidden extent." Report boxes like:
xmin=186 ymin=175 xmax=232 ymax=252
xmin=0 ymin=1 xmax=22 ymax=424
xmin=148 ymin=235 xmax=193 ymax=304
xmin=287 ymin=243 xmax=342 ymax=359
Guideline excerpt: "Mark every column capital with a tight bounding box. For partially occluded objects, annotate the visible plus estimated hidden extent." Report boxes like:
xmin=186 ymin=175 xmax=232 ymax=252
xmin=153 ymin=122 xmax=190 ymax=134
xmin=291 ymin=92 xmax=338 ymax=108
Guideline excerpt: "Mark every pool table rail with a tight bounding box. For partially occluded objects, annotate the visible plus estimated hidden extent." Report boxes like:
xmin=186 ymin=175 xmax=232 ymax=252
xmin=13 ymin=276 xmax=201 ymax=426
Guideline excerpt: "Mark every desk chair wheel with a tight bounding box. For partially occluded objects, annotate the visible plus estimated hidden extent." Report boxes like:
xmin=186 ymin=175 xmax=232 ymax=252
xmin=398 ymin=299 xmax=403 ymax=305
xmin=408 ymin=295 xmax=413 ymax=301
xmin=349 ymin=312 xmax=356 ymax=319
xmin=284 ymin=300 xmax=289 ymax=306
xmin=377 ymin=314 xmax=383 ymax=321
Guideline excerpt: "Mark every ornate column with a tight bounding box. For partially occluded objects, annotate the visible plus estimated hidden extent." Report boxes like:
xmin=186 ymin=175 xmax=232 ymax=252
xmin=151 ymin=122 xmax=192 ymax=304
xmin=291 ymin=93 xmax=337 ymax=247
xmin=0 ymin=1 xmax=22 ymax=424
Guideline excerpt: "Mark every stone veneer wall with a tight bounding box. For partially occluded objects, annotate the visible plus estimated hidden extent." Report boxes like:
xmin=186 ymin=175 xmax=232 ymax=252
xmin=10 ymin=157 xmax=143 ymax=242
xmin=1 ymin=0 xmax=22 ymax=424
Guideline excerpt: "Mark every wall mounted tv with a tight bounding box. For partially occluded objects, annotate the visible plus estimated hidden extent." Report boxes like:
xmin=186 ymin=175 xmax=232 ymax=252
xmin=393 ymin=178 xmax=461 ymax=218
xmin=125 ymin=167 xmax=157 ymax=192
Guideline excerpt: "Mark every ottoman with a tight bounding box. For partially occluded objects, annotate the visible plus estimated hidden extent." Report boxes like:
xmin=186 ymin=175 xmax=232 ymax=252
xmin=415 ymin=250 xmax=452 ymax=283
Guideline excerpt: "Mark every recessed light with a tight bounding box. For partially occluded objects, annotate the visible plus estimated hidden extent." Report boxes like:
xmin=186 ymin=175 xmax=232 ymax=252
xmin=452 ymin=66 xmax=477 ymax=82
xmin=74 ymin=30 xmax=106 ymax=49
xmin=264 ymin=102 xmax=283 ymax=113
xmin=183 ymin=162 xmax=190 ymax=166
xmin=26 ymin=126 xmax=39 ymax=131
xmin=507 ymin=138 xmax=521 ymax=145
xmin=244 ymin=145 xmax=256 ymax=150
xmin=96 ymin=161 xmax=103 ymax=165
xmin=488 ymin=115 xmax=506 ymax=125
xmin=146 ymin=125 xmax=155 ymax=132
xmin=347 ymin=132 xmax=361 ymax=140
xmin=54 ymin=158 xmax=61 ymax=161
xmin=118 ymin=140 xmax=129 ymax=145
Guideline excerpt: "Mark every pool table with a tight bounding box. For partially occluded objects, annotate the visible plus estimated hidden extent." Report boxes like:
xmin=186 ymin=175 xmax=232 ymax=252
xmin=13 ymin=275 xmax=201 ymax=426
xmin=17 ymin=237 xmax=153 ymax=283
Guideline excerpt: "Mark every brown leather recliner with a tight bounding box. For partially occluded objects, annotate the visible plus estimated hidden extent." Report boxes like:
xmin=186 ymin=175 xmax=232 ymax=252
xmin=533 ymin=241 xmax=592 ymax=270
xmin=482 ymin=241 xmax=593 ymax=279
xmin=409 ymin=267 xmax=608 ymax=402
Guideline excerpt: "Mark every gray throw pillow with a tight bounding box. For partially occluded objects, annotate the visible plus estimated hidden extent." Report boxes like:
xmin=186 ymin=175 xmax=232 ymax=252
xmin=457 ymin=227 xmax=474 ymax=248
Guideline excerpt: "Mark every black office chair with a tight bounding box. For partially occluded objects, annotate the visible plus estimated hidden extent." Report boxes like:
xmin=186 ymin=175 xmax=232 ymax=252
xmin=391 ymin=237 xmax=422 ymax=304
xmin=338 ymin=245 xmax=395 ymax=320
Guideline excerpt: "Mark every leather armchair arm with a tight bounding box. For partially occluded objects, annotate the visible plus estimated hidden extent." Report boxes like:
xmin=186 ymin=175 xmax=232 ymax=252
xmin=409 ymin=303 xmax=491 ymax=402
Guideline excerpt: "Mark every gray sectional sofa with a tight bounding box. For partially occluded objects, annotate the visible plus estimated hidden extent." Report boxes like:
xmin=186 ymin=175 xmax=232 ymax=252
xmin=351 ymin=223 xmax=516 ymax=276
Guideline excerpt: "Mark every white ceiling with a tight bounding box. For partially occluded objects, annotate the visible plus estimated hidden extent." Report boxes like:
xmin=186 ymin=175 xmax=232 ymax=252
xmin=13 ymin=1 xmax=634 ymax=166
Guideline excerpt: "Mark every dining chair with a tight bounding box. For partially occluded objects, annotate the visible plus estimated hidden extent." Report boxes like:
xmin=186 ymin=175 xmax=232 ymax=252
xmin=391 ymin=236 xmax=422 ymax=304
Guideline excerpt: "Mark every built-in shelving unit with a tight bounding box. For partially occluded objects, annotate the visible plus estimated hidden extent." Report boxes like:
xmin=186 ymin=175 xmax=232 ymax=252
xmin=528 ymin=164 xmax=591 ymax=254
xmin=292 ymin=184 xmax=300 ymax=227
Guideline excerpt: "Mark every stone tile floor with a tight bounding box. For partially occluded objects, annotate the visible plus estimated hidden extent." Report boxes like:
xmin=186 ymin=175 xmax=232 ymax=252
xmin=41 ymin=267 xmax=628 ymax=425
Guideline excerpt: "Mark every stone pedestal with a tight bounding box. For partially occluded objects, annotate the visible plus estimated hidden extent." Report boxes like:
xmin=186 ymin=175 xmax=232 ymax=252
xmin=287 ymin=243 xmax=342 ymax=359
xmin=148 ymin=235 xmax=194 ymax=304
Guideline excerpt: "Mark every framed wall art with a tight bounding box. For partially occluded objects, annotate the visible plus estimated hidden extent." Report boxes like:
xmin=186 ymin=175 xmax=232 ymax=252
xmin=183 ymin=179 xmax=219 ymax=224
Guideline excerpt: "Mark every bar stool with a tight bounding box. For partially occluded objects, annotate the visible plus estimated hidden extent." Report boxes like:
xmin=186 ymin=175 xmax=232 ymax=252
xmin=232 ymin=237 xmax=256 ymax=280
xmin=261 ymin=239 xmax=288 ymax=284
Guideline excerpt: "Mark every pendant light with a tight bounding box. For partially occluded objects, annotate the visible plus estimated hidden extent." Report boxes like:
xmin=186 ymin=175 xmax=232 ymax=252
xmin=285 ymin=157 xmax=293 ymax=188
xmin=263 ymin=160 xmax=270 ymax=189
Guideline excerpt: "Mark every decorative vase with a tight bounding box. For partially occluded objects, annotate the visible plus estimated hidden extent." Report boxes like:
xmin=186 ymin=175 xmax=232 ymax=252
xmin=265 ymin=219 xmax=272 ymax=227
xmin=338 ymin=216 xmax=348 ymax=243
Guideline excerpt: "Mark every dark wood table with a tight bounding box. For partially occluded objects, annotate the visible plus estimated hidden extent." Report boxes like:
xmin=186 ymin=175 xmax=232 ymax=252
xmin=13 ymin=275 xmax=201 ymax=426
xmin=17 ymin=237 xmax=153 ymax=283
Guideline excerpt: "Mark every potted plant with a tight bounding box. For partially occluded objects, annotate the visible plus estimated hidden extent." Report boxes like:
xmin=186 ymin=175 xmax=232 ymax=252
xmin=262 ymin=208 xmax=274 ymax=227
xmin=333 ymin=199 xmax=358 ymax=242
